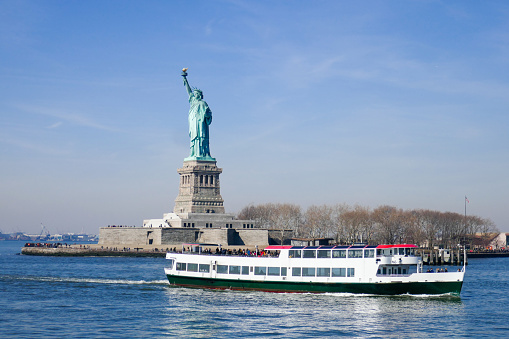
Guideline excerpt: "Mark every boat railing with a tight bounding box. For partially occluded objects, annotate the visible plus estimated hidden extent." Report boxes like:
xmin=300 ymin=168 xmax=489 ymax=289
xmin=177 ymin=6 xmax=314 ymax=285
xmin=376 ymin=273 xmax=412 ymax=278
xmin=376 ymin=254 xmax=418 ymax=258
xmin=180 ymin=249 xmax=280 ymax=258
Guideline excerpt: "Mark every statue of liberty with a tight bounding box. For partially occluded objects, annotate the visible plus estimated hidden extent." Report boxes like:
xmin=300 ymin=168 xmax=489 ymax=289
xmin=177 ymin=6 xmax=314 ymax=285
xmin=181 ymin=68 xmax=214 ymax=161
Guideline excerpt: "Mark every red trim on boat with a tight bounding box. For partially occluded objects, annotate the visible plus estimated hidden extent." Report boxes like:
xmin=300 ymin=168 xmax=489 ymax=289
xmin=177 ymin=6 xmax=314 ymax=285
xmin=376 ymin=244 xmax=418 ymax=248
xmin=264 ymin=245 xmax=293 ymax=250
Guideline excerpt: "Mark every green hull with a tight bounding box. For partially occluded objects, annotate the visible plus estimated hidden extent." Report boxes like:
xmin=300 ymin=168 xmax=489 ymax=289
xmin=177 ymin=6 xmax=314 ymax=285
xmin=166 ymin=275 xmax=462 ymax=295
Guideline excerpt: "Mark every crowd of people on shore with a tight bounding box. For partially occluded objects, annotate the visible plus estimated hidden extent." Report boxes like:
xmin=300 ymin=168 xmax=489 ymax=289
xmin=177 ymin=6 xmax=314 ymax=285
xmin=24 ymin=242 xmax=77 ymax=248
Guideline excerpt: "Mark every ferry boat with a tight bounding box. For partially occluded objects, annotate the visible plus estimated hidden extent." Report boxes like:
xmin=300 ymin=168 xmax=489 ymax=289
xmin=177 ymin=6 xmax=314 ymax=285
xmin=164 ymin=244 xmax=465 ymax=295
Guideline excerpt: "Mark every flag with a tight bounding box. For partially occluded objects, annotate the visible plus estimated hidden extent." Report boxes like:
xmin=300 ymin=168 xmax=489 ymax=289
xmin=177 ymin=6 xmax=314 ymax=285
xmin=465 ymin=196 xmax=469 ymax=203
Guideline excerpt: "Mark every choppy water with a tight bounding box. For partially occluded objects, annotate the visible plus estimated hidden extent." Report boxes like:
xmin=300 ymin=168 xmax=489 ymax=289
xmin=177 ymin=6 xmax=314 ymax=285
xmin=1 ymin=241 xmax=508 ymax=338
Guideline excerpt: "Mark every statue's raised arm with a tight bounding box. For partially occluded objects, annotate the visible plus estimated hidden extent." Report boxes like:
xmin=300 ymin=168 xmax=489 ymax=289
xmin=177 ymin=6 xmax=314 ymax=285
xmin=181 ymin=68 xmax=214 ymax=161
xmin=181 ymin=68 xmax=192 ymax=96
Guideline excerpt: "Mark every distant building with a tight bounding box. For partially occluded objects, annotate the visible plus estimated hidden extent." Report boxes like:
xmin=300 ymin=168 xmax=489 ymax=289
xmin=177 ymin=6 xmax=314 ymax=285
xmin=469 ymin=232 xmax=508 ymax=250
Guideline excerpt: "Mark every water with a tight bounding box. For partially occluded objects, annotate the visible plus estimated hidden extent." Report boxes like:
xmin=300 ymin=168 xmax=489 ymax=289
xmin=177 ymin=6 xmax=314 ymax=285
xmin=1 ymin=241 xmax=508 ymax=338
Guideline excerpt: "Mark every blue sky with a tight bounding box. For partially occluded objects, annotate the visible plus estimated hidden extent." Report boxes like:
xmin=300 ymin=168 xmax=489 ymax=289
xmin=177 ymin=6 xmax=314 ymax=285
xmin=1 ymin=0 xmax=508 ymax=235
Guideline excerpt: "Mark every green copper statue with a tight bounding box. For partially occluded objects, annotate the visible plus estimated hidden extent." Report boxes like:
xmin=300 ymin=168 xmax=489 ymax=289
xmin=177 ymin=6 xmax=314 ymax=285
xmin=181 ymin=68 xmax=214 ymax=161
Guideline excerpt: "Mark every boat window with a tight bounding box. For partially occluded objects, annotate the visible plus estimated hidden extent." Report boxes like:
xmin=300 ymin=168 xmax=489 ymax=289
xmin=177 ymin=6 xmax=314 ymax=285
xmin=289 ymin=250 xmax=301 ymax=258
xmin=242 ymin=266 xmax=249 ymax=275
xmin=398 ymin=248 xmax=405 ymax=255
xmin=229 ymin=265 xmax=241 ymax=275
xmin=167 ymin=259 xmax=174 ymax=270
xmin=292 ymin=267 xmax=301 ymax=277
xmin=364 ymin=249 xmax=375 ymax=258
xmin=268 ymin=267 xmax=280 ymax=276
xmin=281 ymin=267 xmax=287 ymax=276
xmin=217 ymin=265 xmax=228 ymax=274
xmin=317 ymin=250 xmax=331 ymax=258
xmin=254 ymin=266 xmax=266 ymax=275
xmin=317 ymin=268 xmax=330 ymax=277
xmin=176 ymin=262 xmax=186 ymax=271
xmin=376 ymin=249 xmax=382 ymax=256
xmin=332 ymin=250 xmax=346 ymax=258
xmin=332 ymin=268 xmax=346 ymax=277
xmin=347 ymin=268 xmax=355 ymax=277
xmin=199 ymin=264 xmax=210 ymax=273
xmin=348 ymin=250 xmax=363 ymax=258
xmin=302 ymin=267 xmax=316 ymax=277
xmin=187 ymin=263 xmax=198 ymax=272
xmin=303 ymin=250 xmax=316 ymax=258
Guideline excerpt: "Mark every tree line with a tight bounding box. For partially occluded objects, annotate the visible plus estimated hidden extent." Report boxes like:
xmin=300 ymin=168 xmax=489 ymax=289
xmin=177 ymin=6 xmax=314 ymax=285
xmin=237 ymin=203 xmax=499 ymax=249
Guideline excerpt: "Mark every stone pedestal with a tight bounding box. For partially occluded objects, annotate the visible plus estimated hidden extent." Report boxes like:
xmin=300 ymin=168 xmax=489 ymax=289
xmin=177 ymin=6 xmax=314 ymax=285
xmin=174 ymin=160 xmax=225 ymax=214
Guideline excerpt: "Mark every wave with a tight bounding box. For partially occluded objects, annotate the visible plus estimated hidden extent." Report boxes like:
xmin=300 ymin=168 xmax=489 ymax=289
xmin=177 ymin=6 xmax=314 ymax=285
xmin=1 ymin=274 xmax=169 ymax=286
xmin=322 ymin=291 xmax=461 ymax=299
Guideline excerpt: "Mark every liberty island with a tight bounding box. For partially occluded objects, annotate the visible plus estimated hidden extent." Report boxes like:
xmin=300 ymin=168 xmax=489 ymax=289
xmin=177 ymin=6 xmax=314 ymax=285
xmin=95 ymin=69 xmax=276 ymax=249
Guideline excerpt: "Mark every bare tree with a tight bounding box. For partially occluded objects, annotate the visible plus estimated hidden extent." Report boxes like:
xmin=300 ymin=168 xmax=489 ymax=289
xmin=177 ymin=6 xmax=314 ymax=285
xmin=269 ymin=203 xmax=302 ymax=245
xmin=411 ymin=209 xmax=438 ymax=248
xmin=339 ymin=205 xmax=372 ymax=244
xmin=331 ymin=203 xmax=350 ymax=244
xmin=372 ymin=205 xmax=405 ymax=244
xmin=302 ymin=205 xmax=334 ymax=239
xmin=463 ymin=215 xmax=483 ymax=248
xmin=478 ymin=217 xmax=499 ymax=248
xmin=237 ymin=203 xmax=277 ymax=228
xmin=236 ymin=202 xmax=499 ymax=248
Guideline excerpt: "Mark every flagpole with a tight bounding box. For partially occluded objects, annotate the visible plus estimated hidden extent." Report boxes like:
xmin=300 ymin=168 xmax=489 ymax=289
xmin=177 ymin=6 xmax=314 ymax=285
xmin=465 ymin=196 xmax=467 ymax=219
xmin=462 ymin=195 xmax=466 ymax=267
xmin=464 ymin=196 xmax=467 ymax=251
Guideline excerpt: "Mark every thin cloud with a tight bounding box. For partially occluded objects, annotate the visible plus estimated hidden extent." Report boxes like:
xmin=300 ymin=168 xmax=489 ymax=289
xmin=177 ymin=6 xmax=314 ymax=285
xmin=47 ymin=121 xmax=63 ymax=129
xmin=14 ymin=104 xmax=116 ymax=131
xmin=0 ymin=136 xmax=70 ymax=156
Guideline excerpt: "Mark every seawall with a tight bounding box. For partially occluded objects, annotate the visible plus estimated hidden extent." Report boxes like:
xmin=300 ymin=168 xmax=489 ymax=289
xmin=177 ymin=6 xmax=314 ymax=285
xmin=20 ymin=243 xmax=260 ymax=257
xmin=21 ymin=246 xmax=167 ymax=257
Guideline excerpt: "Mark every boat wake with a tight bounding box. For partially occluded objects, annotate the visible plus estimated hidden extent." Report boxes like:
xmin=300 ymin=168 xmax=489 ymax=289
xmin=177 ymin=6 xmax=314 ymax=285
xmin=1 ymin=274 xmax=169 ymax=286
xmin=322 ymin=292 xmax=461 ymax=299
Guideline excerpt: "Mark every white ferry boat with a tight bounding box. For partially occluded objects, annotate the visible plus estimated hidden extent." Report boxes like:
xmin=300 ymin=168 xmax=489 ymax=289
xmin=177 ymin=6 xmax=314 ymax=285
xmin=164 ymin=244 xmax=465 ymax=295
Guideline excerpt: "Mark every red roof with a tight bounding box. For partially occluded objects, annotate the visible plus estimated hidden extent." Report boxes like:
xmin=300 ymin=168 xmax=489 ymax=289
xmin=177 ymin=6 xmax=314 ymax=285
xmin=265 ymin=244 xmax=418 ymax=250
xmin=265 ymin=245 xmax=293 ymax=250
xmin=376 ymin=244 xmax=418 ymax=248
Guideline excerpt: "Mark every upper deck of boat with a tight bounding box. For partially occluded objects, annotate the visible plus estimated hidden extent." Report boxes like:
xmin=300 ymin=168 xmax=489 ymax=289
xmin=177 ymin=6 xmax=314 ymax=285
xmin=174 ymin=244 xmax=419 ymax=259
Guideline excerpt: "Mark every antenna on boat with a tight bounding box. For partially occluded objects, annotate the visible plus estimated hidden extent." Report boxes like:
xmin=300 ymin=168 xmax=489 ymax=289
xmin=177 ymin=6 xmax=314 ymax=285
xmin=463 ymin=195 xmax=469 ymax=272
xmin=463 ymin=245 xmax=467 ymax=272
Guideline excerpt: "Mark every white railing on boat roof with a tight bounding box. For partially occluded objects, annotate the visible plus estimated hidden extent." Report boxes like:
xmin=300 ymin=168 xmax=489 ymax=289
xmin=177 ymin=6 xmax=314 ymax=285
xmin=181 ymin=243 xmax=219 ymax=254
xmin=176 ymin=243 xmax=420 ymax=257
xmin=266 ymin=244 xmax=418 ymax=250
